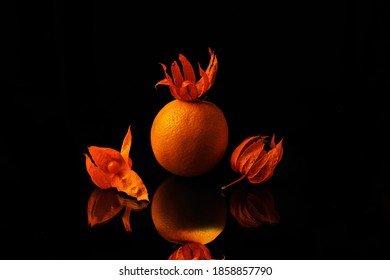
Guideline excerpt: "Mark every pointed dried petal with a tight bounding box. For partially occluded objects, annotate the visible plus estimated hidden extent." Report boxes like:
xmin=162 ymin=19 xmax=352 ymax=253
xmin=155 ymin=78 xmax=171 ymax=87
xmin=195 ymin=65 xmax=210 ymax=97
xmin=87 ymin=188 xmax=122 ymax=227
xmin=120 ymin=126 xmax=132 ymax=169
xmin=230 ymin=136 xmax=256 ymax=172
xmin=179 ymin=54 xmax=196 ymax=83
xmin=195 ymin=48 xmax=217 ymax=97
xmin=205 ymin=47 xmax=218 ymax=87
xmin=247 ymin=138 xmax=283 ymax=184
xmin=171 ymin=58 xmax=199 ymax=101
xmin=171 ymin=60 xmax=184 ymax=88
xmin=238 ymin=140 xmax=267 ymax=175
xmin=270 ymin=134 xmax=277 ymax=149
xmin=155 ymin=63 xmax=173 ymax=87
xmin=230 ymin=136 xmax=266 ymax=174
xmin=230 ymin=136 xmax=260 ymax=164
xmin=85 ymin=153 xmax=112 ymax=189
xmin=155 ymin=63 xmax=182 ymax=100
xmin=246 ymin=149 xmax=272 ymax=180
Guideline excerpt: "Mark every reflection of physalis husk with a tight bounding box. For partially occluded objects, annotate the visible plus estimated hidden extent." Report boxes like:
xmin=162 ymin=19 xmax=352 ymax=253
xmin=117 ymin=195 xmax=149 ymax=232
xmin=87 ymin=188 xmax=149 ymax=232
xmin=87 ymin=188 xmax=122 ymax=228
xmin=168 ymin=243 xmax=213 ymax=260
xmin=151 ymin=175 xmax=227 ymax=245
xmin=229 ymin=185 xmax=279 ymax=228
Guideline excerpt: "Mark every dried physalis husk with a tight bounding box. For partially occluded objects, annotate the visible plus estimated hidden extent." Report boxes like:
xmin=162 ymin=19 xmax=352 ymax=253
xmin=85 ymin=126 xmax=149 ymax=201
xmin=222 ymin=134 xmax=283 ymax=190
xmin=155 ymin=48 xmax=218 ymax=101
xmin=168 ymin=243 xmax=213 ymax=260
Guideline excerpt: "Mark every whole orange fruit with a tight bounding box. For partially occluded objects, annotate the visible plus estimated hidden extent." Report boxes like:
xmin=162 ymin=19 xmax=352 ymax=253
xmin=151 ymin=175 xmax=227 ymax=245
xmin=151 ymin=48 xmax=228 ymax=177
xmin=151 ymin=99 xmax=228 ymax=177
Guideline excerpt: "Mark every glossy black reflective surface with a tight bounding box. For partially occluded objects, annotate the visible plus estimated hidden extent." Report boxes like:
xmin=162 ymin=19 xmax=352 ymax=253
xmin=7 ymin=1 xmax=390 ymax=260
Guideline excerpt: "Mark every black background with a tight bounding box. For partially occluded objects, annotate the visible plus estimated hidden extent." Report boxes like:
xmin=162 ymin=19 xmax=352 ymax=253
xmin=5 ymin=0 xmax=390 ymax=259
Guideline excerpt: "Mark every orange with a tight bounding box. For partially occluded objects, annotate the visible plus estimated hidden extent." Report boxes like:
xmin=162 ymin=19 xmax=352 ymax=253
xmin=150 ymin=99 xmax=228 ymax=177
xmin=151 ymin=175 xmax=227 ymax=245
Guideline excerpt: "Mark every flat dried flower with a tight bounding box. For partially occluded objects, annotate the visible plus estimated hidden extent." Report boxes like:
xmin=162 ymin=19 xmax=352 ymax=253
xmin=85 ymin=126 xmax=149 ymax=201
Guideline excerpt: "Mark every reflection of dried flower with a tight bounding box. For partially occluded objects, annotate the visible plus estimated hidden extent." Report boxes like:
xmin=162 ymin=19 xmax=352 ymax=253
xmin=222 ymin=134 xmax=283 ymax=190
xmin=87 ymin=188 xmax=149 ymax=232
xmin=168 ymin=243 xmax=213 ymax=260
xmin=155 ymin=48 xmax=218 ymax=101
xmin=229 ymin=186 xmax=279 ymax=228
xmin=87 ymin=188 xmax=122 ymax=227
xmin=85 ymin=126 xmax=149 ymax=201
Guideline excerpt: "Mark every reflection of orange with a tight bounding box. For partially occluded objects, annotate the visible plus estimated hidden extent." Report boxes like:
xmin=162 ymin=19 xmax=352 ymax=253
xmin=150 ymin=99 xmax=228 ymax=177
xmin=151 ymin=176 xmax=227 ymax=245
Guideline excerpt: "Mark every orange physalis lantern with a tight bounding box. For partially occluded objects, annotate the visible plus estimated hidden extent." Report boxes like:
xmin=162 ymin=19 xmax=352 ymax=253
xmin=85 ymin=126 xmax=149 ymax=201
xmin=222 ymin=134 xmax=283 ymax=189
xmin=168 ymin=243 xmax=213 ymax=260
xmin=155 ymin=47 xmax=218 ymax=101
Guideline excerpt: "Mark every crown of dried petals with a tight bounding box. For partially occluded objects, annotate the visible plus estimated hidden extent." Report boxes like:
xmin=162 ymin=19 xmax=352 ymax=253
xmin=155 ymin=48 xmax=218 ymax=101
